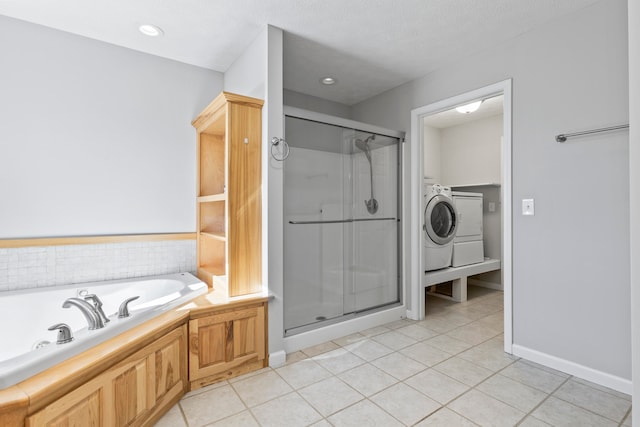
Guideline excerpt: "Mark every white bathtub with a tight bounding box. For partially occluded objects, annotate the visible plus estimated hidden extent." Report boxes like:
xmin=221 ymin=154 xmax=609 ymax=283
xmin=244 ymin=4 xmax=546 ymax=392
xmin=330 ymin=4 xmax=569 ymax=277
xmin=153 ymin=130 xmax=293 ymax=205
xmin=0 ymin=272 xmax=207 ymax=390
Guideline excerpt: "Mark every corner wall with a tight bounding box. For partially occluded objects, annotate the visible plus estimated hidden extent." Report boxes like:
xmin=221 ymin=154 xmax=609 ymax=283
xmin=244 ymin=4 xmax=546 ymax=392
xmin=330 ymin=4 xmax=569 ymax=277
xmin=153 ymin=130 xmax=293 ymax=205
xmin=353 ymin=0 xmax=631 ymax=390
xmin=224 ymin=25 xmax=286 ymax=365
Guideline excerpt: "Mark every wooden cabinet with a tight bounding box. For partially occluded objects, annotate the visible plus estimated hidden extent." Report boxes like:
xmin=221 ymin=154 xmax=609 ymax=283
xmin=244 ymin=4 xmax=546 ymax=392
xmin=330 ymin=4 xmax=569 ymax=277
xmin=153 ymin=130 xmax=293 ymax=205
xmin=188 ymin=299 xmax=268 ymax=390
xmin=26 ymin=325 xmax=187 ymax=427
xmin=192 ymin=92 xmax=264 ymax=297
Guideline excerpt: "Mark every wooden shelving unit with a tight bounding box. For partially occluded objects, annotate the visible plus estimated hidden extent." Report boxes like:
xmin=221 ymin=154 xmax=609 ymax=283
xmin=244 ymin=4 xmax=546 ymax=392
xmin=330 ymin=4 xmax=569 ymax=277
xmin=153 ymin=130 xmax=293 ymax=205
xmin=192 ymin=92 xmax=264 ymax=297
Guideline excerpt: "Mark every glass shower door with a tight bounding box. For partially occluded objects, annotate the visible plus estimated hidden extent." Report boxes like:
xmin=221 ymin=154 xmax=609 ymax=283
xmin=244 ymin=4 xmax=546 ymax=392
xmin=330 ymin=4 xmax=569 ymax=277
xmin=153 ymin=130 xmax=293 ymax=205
xmin=283 ymin=115 xmax=400 ymax=334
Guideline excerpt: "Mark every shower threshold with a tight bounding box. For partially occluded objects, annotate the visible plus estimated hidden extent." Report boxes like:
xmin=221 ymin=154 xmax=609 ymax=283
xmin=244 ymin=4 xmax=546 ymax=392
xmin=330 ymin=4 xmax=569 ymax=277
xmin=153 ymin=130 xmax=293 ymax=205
xmin=284 ymin=301 xmax=403 ymax=337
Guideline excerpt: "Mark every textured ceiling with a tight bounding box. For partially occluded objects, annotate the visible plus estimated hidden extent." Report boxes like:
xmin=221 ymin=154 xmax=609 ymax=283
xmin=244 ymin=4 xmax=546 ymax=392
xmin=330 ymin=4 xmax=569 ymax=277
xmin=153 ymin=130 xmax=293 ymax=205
xmin=0 ymin=0 xmax=600 ymax=105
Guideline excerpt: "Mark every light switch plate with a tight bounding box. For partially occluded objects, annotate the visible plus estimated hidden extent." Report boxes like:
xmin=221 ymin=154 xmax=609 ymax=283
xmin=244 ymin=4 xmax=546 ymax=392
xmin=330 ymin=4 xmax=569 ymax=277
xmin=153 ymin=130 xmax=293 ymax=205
xmin=522 ymin=199 xmax=535 ymax=215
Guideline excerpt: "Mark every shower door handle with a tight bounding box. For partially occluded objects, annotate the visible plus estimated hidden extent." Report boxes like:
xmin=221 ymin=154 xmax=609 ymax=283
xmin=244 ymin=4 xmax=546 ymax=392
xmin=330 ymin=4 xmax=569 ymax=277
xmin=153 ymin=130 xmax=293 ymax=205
xmin=289 ymin=217 xmax=397 ymax=225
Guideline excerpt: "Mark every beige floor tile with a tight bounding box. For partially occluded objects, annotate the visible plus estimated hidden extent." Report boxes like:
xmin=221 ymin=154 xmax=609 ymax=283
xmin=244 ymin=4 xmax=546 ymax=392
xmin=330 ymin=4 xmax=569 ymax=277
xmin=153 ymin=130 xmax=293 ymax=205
xmin=310 ymin=420 xmax=333 ymax=427
xmin=313 ymin=347 xmax=366 ymax=374
xmin=517 ymin=416 xmax=553 ymax=427
xmin=360 ymin=325 xmax=391 ymax=337
xmin=426 ymin=334 xmax=473 ymax=355
xmin=302 ymin=340 xmax=340 ymax=357
xmin=370 ymin=383 xmax=441 ymax=426
xmin=327 ymin=399 xmax=404 ymax=427
xmin=571 ymin=376 xmax=632 ymax=401
xmin=250 ymin=392 xmax=322 ymax=427
xmin=338 ymin=363 xmax=398 ymax=396
xmin=400 ymin=341 xmax=453 ymax=366
xmin=518 ymin=359 xmax=570 ymax=378
xmin=371 ymin=351 xmax=427 ymax=380
xmin=298 ymin=376 xmax=364 ymax=416
xmin=207 ymin=410 xmax=259 ymax=427
xmin=405 ymin=369 xmax=469 ymax=404
xmin=231 ymin=370 xmax=292 ymax=407
xmin=332 ymin=332 xmax=366 ymax=347
xmin=155 ymin=404 xmax=186 ymax=427
xmin=414 ymin=407 xmax=479 ymax=426
xmin=553 ymin=378 xmax=631 ymax=422
xmin=476 ymin=374 xmax=547 ymax=412
xmin=275 ymin=358 xmax=332 ymax=390
xmin=448 ymin=390 xmax=525 ymax=427
xmin=445 ymin=322 xmax=501 ymax=346
xmin=371 ymin=330 xmax=417 ymax=350
xmin=180 ymin=384 xmax=246 ymax=427
xmin=433 ymin=357 xmax=493 ymax=386
xmin=457 ymin=339 xmax=517 ymax=372
xmin=284 ymin=350 xmax=308 ymax=365
xmin=385 ymin=318 xmax=416 ymax=329
xmin=622 ymin=411 xmax=632 ymax=426
xmin=344 ymin=338 xmax=394 ymax=361
xmin=531 ymin=396 xmax=618 ymax=427
xmin=182 ymin=379 xmax=229 ymax=399
xmin=500 ymin=361 xmax=567 ymax=393
xmin=420 ymin=313 xmax=474 ymax=333
xmin=227 ymin=366 xmax=272 ymax=383
xmin=396 ymin=323 xmax=439 ymax=341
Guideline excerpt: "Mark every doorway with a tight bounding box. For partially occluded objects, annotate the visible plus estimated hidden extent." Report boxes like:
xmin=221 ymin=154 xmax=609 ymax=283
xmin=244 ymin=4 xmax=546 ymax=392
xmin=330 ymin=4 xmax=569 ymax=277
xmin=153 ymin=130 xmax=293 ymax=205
xmin=409 ymin=80 xmax=513 ymax=353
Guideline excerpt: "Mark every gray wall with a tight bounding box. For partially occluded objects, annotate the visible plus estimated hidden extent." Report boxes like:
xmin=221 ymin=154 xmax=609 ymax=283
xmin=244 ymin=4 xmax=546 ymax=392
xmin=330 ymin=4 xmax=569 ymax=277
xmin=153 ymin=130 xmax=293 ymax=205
xmin=284 ymin=89 xmax=353 ymax=119
xmin=353 ymin=0 xmax=630 ymax=381
xmin=0 ymin=16 xmax=223 ymax=238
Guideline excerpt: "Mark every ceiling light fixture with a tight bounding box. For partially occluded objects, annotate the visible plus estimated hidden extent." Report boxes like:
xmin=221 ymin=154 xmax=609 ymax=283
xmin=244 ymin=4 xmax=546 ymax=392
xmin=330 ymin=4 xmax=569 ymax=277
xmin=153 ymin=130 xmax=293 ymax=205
xmin=320 ymin=76 xmax=337 ymax=85
xmin=139 ymin=24 xmax=164 ymax=37
xmin=455 ymin=100 xmax=483 ymax=114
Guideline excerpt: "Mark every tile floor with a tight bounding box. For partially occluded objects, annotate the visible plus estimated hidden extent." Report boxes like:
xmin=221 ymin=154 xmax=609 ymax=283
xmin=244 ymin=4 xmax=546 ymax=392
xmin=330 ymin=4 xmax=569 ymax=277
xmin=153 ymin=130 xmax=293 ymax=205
xmin=156 ymin=286 xmax=633 ymax=426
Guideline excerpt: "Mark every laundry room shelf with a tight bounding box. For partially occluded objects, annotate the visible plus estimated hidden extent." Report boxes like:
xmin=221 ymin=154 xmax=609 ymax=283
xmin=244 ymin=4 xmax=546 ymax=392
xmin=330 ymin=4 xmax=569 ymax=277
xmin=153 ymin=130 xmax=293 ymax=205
xmin=448 ymin=183 xmax=501 ymax=189
xmin=424 ymin=258 xmax=501 ymax=302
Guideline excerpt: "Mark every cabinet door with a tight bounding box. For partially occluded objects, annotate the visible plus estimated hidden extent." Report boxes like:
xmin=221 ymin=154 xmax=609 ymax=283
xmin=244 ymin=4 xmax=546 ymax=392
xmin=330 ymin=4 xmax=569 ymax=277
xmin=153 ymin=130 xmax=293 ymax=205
xmin=189 ymin=304 xmax=266 ymax=383
xmin=27 ymin=325 xmax=187 ymax=427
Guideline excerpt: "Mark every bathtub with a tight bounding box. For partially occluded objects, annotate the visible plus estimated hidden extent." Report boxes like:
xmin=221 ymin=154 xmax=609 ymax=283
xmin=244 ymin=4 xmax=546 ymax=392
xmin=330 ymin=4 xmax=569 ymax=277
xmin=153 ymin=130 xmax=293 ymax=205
xmin=0 ymin=272 xmax=208 ymax=390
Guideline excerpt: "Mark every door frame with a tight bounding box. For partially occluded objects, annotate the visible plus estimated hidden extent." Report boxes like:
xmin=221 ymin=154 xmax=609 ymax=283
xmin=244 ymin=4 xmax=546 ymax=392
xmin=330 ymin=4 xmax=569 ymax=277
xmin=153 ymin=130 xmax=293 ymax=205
xmin=408 ymin=79 xmax=513 ymax=354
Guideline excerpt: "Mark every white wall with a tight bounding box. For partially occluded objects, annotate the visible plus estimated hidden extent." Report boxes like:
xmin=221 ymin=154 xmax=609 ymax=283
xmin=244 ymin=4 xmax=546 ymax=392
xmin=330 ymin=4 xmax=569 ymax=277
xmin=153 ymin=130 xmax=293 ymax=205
xmin=0 ymin=16 xmax=223 ymax=238
xmin=628 ymin=0 xmax=639 ymax=422
xmin=225 ymin=25 xmax=286 ymax=364
xmin=353 ymin=0 xmax=631 ymax=389
xmin=440 ymin=115 xmax=502 ymax=186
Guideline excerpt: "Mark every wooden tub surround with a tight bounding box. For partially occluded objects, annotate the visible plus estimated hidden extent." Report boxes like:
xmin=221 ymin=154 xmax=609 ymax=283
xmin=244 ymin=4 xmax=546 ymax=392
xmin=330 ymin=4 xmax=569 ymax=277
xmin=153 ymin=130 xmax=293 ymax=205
xmin=0 ymin=292 xmax=269 ymax=426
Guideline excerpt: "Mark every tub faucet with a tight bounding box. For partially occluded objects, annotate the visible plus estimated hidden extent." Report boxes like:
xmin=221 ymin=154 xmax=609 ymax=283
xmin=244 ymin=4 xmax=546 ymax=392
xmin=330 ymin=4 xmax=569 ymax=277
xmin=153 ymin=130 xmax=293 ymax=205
xmin=62 ymin=298 xmax=105 ymax=330
xmin=84 ymin=294 xmax=110 ymax=325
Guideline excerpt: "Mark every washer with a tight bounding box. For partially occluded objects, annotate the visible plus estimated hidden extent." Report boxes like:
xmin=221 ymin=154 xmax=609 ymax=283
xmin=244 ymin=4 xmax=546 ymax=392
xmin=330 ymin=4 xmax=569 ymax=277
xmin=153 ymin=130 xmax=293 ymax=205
xmin=423 ymin=183 xmax=458 ymax=271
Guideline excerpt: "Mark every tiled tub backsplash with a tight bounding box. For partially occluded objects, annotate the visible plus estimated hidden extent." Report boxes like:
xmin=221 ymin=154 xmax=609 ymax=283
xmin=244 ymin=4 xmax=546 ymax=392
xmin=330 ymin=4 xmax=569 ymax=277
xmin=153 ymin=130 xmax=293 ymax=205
xmin=0 ymin=240 xmax=197 ymax=291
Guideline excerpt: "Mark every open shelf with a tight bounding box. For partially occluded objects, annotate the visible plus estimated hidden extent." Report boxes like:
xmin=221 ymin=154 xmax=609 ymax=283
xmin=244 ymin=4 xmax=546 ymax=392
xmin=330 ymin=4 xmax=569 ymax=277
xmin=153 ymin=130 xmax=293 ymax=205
xmin=193 ymin=92 xmax=263 ymax=297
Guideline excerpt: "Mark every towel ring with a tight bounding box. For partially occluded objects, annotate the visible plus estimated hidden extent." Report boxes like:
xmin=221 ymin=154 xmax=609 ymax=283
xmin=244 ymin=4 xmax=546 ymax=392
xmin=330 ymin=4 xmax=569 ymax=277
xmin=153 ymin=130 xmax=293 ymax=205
xmin=270 ymin=137 xmax=290 ymax=161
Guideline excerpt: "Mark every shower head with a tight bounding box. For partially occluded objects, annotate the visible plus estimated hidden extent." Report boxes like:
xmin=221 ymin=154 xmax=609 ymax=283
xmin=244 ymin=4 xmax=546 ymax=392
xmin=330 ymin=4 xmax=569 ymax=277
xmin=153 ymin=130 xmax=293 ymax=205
xmin=355 ymin=134 xmax=375 ymax=162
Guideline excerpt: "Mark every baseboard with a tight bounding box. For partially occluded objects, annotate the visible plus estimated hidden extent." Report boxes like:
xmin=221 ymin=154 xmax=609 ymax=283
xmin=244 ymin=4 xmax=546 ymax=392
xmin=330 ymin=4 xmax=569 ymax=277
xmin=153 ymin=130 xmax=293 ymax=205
xmin=468 ymin=278 xmax=503 ymax=291
xmin=511 ymin=344 xmax=632 ymax=395
xmin=269 ymin=350 xmax=287 ymax=368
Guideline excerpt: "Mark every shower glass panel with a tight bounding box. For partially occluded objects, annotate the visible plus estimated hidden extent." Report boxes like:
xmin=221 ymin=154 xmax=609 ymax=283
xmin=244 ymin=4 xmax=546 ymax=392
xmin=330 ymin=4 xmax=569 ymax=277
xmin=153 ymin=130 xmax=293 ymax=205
xmin=283 ymin=113 xmax=402 ymax=335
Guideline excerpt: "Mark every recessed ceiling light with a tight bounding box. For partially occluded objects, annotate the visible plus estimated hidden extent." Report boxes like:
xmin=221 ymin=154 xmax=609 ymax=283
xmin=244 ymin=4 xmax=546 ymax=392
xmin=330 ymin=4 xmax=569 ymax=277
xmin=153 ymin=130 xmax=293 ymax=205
xmin=320 ymin=76 xmax=337 ymax=85
xmin=455 ymin=100 xmax=483 ymax=114
xmin=139 ymin=24 xmax=164 ymax=37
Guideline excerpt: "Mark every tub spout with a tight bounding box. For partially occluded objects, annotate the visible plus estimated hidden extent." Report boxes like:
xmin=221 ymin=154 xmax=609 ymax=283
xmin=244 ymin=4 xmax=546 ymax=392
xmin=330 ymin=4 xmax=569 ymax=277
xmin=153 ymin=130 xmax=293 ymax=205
xmin=62 ymin=298 xmax=105 ymax=330
xmin=84 ymin=294 xmax=110 ymax=325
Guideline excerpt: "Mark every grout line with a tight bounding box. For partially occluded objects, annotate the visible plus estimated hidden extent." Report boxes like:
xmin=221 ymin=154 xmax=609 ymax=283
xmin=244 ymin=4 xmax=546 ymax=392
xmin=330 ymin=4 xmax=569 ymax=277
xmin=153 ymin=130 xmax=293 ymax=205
xmin=619 ymin=406 xmax=632 ymax=427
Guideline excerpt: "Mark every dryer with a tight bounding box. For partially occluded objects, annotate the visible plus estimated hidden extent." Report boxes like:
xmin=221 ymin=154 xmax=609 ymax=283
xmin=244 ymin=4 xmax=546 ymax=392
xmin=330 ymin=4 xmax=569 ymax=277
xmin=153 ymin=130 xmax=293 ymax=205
xmin=423 ymin=184 xmax=458 ymax=271
xmin=451 ymin=191 xmax=484 ymax=267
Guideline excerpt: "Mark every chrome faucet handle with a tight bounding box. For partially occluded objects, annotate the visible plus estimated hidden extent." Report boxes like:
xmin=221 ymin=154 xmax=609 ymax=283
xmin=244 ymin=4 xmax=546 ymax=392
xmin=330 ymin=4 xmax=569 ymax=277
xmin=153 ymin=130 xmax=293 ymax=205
xmin=84 ymin=294 xmax=110 ymax=324
xmin=118 ymin=296 xmax=140 ymax=318
xmin=48 ymin=323 xmax=74 ymax=344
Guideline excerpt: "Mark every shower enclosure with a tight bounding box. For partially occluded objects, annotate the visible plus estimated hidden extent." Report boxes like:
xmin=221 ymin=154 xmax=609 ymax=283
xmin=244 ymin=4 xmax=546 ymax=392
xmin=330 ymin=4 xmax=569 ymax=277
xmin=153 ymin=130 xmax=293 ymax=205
xmin=283 ymin=107 xmax=404 ymax=335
